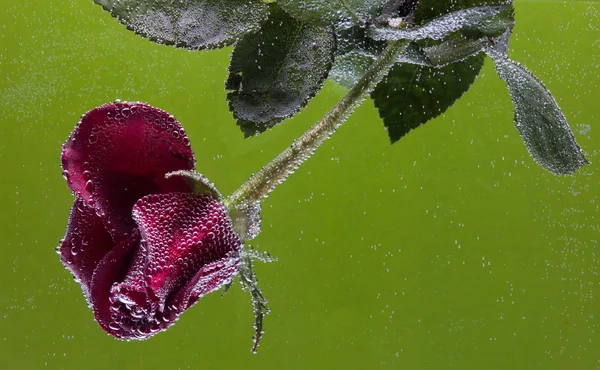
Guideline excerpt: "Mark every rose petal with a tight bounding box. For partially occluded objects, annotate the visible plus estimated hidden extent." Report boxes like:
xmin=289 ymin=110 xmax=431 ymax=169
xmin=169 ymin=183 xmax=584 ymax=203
xmin=90 ymin=230 xmax=140 ymax=338
xmin=62 ymin=102 xmax=195 ymax=239
xmin=104 ymin=192 xmax=242 ymax=339
xmin=174 ymin=256 xmax=241 ymax=311
xmin=135 ymin=193 xmax=241 ymax=299
xmin=59 ymin=198 xmax=115 ymax=303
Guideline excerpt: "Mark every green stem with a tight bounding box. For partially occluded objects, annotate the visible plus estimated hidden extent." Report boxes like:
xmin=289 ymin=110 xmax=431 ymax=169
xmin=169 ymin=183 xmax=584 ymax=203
xmin=227 ymin=39 xmax=409 ymax=208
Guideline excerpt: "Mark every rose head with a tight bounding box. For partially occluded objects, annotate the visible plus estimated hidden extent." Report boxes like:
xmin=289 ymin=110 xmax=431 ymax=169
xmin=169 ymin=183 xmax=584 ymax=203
xmin=59 ymin=102 xmax=242 ymax=339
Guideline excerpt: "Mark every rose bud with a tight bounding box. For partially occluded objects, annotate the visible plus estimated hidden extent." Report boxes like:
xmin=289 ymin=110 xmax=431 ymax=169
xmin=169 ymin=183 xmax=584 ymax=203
xmin=59 ymin=102 xmax=242 ymax=339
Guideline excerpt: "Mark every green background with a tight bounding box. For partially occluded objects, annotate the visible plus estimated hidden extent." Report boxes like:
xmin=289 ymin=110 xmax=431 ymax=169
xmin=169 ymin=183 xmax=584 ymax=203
xmin=1 ymin=0 xmax=598 ymax=369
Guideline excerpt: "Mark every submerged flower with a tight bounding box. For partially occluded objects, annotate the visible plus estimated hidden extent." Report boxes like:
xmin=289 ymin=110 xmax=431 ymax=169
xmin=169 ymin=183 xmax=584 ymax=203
xmin=59 ymin=102 xmax=242 ymax=339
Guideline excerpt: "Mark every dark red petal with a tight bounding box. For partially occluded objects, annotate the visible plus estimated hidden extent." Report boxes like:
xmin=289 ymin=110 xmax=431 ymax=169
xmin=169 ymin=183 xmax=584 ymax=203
xmin=59 ymin=198 xmax=115 ymax=303
xmin=62 ymin=102 xmax=195 ymax=239
xmin=133 ymin=192 xmax=242 ymax=301
xmin=104 ymin=192 xmax=242 ymax=339
xmin=90 ymin=230 xmax=139 ymax=338
xmin=173 ymin=257 xmax=241 ymax=311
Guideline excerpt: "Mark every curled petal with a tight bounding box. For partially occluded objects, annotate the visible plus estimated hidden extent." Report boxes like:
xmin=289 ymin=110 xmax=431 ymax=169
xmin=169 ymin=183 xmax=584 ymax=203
xmin=104 ymin=192 xmax=242 ymax=339
xmin=61 ymin=102 xmax=195 ymax=239
xmin=90 ymin=230 xmax=140 ymax=338
xmin=59 ymin=198 xmax=115 ymax=303
xmin=174 ymin=256 xmax=241 ymax=311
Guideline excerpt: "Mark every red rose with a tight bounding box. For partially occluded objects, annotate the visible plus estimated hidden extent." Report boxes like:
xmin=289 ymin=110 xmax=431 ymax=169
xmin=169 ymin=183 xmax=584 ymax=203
xmin=59 ymin=102 xmax=242 ymax=339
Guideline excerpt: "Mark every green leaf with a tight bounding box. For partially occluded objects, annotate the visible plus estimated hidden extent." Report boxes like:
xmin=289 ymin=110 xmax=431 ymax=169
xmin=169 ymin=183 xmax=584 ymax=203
xmin=226 ymin=5 xmax=335 ymax=136
xmin=420 ymin=35 xmax=485 ymax=66
xmin=334 ymin=21 xmax=384 ymax=58
xmin=276 ymin=0 xmax=387 ymax=25
xmin=329 ymin=51 xmax=375 ymax=89
xmin=371 ymin=53 xmax=484 ymax=143
xmin=394 ymin=36 xmax=487 ymax=68
xmin=330 ymin=2 xmax=512 ymax=89
xmin=414 ymin=0 xmax=511 ymax=24
xmin=369 ymin=4 xmax=514 ymax=42
xmin=330 ymin=35 xmax=484 ymax=89
xmin=93 ymin=0 xmax=269 ymax=49
xmin=165 ymin=170 xmax=223 ymax=200
xmin=328 ymin=21 xmax=386 ymax=88
xmin=485 ymin=47 xmax=587 ymax=175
